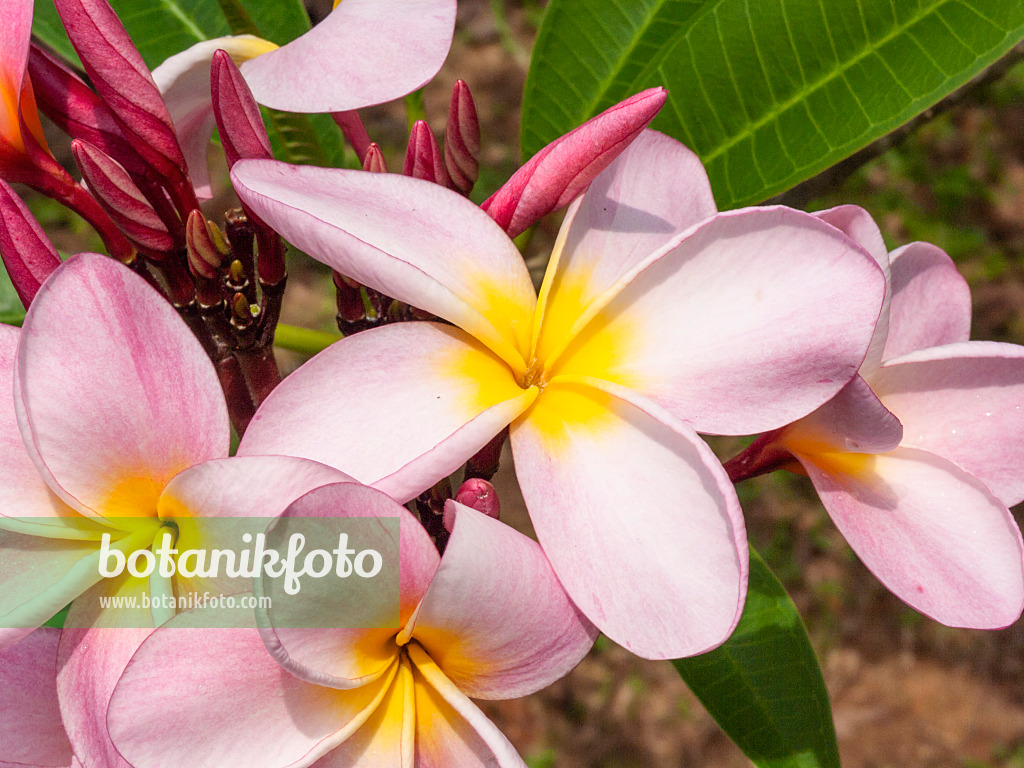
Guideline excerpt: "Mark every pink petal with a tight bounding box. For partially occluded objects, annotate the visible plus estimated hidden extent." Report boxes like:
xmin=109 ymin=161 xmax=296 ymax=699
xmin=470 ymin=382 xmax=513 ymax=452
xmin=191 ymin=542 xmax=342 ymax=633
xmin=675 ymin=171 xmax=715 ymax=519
xmin=0 ymin=530 xmax=114 ymax=646
xmin=231 ymin=161 xmax=536 ymax=371
xmin=309 ymin=661 xmax=411 ymax=768
xmin=240 ymin=0 xmax=456 ymax=113
xmin=0 ymin=322 xmax=104 ymax=537
xmin=0 ymin=0 xmax=32 ymax=148
xmin=883 ymin=241 xmax=972 ymax=361
xmin=408 ymin=644 xmax=528 ymax=768
xmin=870 ymin=341 xmax=1024 ymax=506
xmin=16 ymin=254 xmax=229 ymax=518
xmin=510 ymin=382 xmax=747 ymax=659
xmin=257 ymin=482 xmax=437 ymax=689
xmin=482 ymin=91 xmax=668 ymax=238
xmin=779 ymin=375 xmax=902 ymax=455
xmin=108 ymin=616 xmax=392 ymax=768
xmin=547 ymin=207 xmax=885 ymax=436
xmin=152 ymin=36 xmax=277 ymax=199
xmin=156 ymin=455 xmax=354 ymax=601
xmin=812 ymin=205 xmax=891 ymax=375
xmin=240 ymin=323 xmax=536 ymax=504
xmin=532 ymin=130 xmax=715 ymax=364
xmin=57 ymin=625 xmax=151 ymax=768
xmin=799 ymin=447 xmax=1024 ymax=628
xmin=0 ymin=628 xmax=72 ymax=768
xmin=413 ymin=503 xmax=596 ymax=699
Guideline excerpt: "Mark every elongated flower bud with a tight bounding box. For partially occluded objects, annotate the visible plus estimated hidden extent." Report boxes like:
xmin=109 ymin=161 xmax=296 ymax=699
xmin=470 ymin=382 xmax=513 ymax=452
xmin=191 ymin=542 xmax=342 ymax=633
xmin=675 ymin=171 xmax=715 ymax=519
xmin=185 ymin=210 xmax=226 ymax=276
xmin=210 ymin=50 xmax=272 ymax=168
xmin=27 ymin=44 xmax=148 ymax=178
xmin=362 ymin=143 xmax=388 ymax=174
xmin=0 ymin=180 xmax=62 ymax=307
xmin=444 ymin=80 xmax=479 ymax=195
xmin=404 ymin=120 xmax=448 ymax=187
xmin=54 ymin=0 xmax=189 ymax=184
xmin=72 ymin=139 xmax=174 ymax=257
xmin=482 ymin=87 xmax=667 ymax=237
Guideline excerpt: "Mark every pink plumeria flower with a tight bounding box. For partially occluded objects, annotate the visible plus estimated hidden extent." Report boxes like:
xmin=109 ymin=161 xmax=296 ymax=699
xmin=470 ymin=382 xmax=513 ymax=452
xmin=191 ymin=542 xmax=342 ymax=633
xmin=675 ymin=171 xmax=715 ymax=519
xmin=230 ymin=130 xmax=887 ymax=659
xmin=107 ymin=483 xmax=596 ymax=768
xmin=153 ymin=0 xmax=456 ymax=198
xmin=728 ymin=206 xmax=1024 ymax=628
xmin=0 ymin=254 xmax=355 ymax=767
xmin=0 ymin=628 xmax=78 ymax=768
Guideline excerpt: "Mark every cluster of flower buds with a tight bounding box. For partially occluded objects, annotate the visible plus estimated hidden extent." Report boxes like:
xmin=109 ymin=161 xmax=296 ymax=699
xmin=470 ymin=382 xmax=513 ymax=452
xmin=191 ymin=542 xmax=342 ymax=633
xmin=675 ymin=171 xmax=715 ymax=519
xmin=0 ymin=0 xmax=293 ymax=433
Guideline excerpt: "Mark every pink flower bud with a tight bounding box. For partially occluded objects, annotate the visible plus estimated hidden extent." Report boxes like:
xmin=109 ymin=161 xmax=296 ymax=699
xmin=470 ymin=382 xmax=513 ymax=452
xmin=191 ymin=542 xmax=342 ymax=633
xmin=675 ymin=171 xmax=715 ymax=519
xmin=54 ymin=0 xmax=189 ymax=184
xmin=185 ymin=209 xmax=227 ymax=280
xmin=210 ymin=50 xmax=272 ymax=169
xmin=72 ymin=139 xmax=174 ymax=258
xmin=362 ymin=143 xmax=388 ymax=173
xmin=27 ymin=44 xmax=148 ymax=178
xmin=482 ymin=87 xmax=668 ymax=237
xmin=404 ymin=120 xmax=448 ymax=187
xmin=0 ymin=180 xmax=62 ymax=307
xmin=450 ymin=478 xmax=501 ymax=529
xmin=444 ymin=79 xmax=479 ymax=195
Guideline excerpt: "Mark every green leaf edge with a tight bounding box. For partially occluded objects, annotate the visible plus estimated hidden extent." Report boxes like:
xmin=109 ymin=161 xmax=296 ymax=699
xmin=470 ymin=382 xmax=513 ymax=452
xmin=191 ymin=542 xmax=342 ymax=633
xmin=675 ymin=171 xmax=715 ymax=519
xmin=672 ymin=545 xmax=839 ymax=768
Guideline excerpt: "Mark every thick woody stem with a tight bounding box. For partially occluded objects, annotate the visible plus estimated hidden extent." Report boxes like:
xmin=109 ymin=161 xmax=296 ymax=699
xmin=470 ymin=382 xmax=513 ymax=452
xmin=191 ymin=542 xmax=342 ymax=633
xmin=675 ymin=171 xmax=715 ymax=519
xmin=463 ymin=428 xmax=508 ymax=481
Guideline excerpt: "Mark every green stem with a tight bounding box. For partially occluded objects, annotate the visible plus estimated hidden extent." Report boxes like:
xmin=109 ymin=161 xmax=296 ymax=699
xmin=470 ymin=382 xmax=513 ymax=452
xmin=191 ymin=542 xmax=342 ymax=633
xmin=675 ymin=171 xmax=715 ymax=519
xmin=274 ymin=323 xmax=341 ymax=356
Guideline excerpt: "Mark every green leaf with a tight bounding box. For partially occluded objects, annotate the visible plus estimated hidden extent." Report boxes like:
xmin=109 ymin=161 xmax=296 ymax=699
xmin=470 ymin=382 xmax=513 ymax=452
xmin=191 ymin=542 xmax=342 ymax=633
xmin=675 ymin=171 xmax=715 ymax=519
xmin=235 ymin=0 xmax=311 ymax=45
xmin=672 ymin=546 xmax=839 ymax=768
xmin=33 ymin=0 xmax=230 ymax=70
xmin=0 ymin=268 xmax=26 ymax=327
xmin=523 ymin=0 xmax=1024 ymax=209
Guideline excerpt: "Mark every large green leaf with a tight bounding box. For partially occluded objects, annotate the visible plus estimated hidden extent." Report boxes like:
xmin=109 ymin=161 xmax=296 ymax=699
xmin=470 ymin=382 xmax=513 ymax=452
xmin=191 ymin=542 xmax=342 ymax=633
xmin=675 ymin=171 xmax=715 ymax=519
xmin=523 ymin=0 xmax=1024 ymax=209
xmin=33 ymin=0 xmax=229 ymax=70
xmin=672 ymin=546 xmax=838 ymax=768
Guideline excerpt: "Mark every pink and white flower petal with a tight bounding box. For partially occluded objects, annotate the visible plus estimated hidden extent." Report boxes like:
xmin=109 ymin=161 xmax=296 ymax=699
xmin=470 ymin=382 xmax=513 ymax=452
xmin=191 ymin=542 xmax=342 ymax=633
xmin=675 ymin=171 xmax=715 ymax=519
xmin=870 ymin=341 xmax=1024 ymax=507
xmin=240 ymin=323 xmax=537 ymax=504
xmin=57 ymin=624 xmax=152 ymax=768
xmin=153 ymin=35 xmax=277 ymax=199
xmin=778 ymin=375 xmax=902 ymax=456
xmin=156 ymin=455 xmax=353 ymax=595
xmin=0 ymin=324 xmax=106 ymax=538
xmin=257 ymin=482 xmax=437 ymax=689
xmin=231 ymin=162 xmax=535 ymax=370
xmin=16 ymin=255 xmax=229 ymax=519
xmin=0 ymin=627 xmax=73 ymax=768
xmin=409 ymin=644 xmax=528 ymax=768
xmin=548 ymin=207 xmax=885 ymax=436
xmin=797 ymin=447 xmax=1024 ymax=629
xmin=883 ymin=241 xmax=972 ymax=361
xmin=240 ymin=0 xmax=455 ymax=113
xmin=310 ymin=659 xmax=413 ymax=768
xmin=108 ymin=616 xmax=393 ymax=768
xmin=0 ymin=0 xmax=34 ymax=149
xmin=0 ymin=529 xmax=150 ymax=649
xmin=413 ymin=502 xmax=596 ymax=700
xmin=812 ymin=205 xmax=891 ymax=375
xmin=532 ymin=130 xmax=716 ymax=364
xmin=510 ymin=381 xmax=747 ymax=659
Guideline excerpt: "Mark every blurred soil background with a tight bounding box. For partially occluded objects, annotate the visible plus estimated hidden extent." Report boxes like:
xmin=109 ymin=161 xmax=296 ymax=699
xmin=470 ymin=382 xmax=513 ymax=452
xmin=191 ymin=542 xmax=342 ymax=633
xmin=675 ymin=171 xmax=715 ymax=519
xmin=25 ymin=0 xmax=1024 ymax=766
